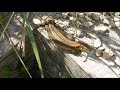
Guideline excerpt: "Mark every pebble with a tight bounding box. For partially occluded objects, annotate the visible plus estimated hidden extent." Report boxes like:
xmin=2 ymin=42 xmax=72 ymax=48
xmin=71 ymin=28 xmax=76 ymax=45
xmin=70 ymin=20 xmax=82 ymax=28
xmin=109 ymin=30 xmax=120 ymax=41
xmin=109 ymin=20 xmax=117 ymax=28
xmin=71 ymin=29 xmax=82 ymax=38
xmin=16 ymin=15 xmax=23 ymax=21
xmin=94 ymin=12 xmax=102 ymax=15
xmin=100 ymin=15 xmax=109 ymax=25
xmin=62 ymin=12 xmax=69 ymax=19
xmin=102 ymin=12 xmax=106 ymax=15
xmin=69 ymin=16 xmax=76 ymax=21
xmin=84 ymin=12 xmax=92 ymax=16
xmin=103 ymin=18 xmax=109 ymax=25
xmin=63 ymin=21 xmax=69 ymax=26
xmin=114 ymin=57 xmax=120 ymax=65
xmin=66 ymin=33 xmax=75 ymax=40
xmin=102 ymin=49 xmax=113 ymax=60
xmin=32 ymin=18 xmax=41 ymax=25
xmin=55 ymin=20 xmax=68 ymax=25
xmin=76 ymin=29 xmax=82 ymax=37
xmin=78 ymin=13 xmax=84 ymax=18
xmin=55 ymin=20 xmax=62 ymax=24
xmin=114 ymin=17 xmax=120 ymax=22
xmin=85 ymin=16 xmax=92 ymax=21
xmin=77 ymin=37 xmax=92 ymax=46
xmin=102 ymin=43 xmax=109 ymax=50
xmin=56 ymin=14 xmax=61 ymax=18
xmin=96 ymin=48 xmax=103 ymax=56
xmin=100 ymin=15 xmax=106 ymax=20
xmin=114 ymin=12 xmax=120 ymax=17
xmin=109 ymin=50 xmax=114 ymax=56
xmin=41 ymin=16 xmax=49 ymax=19
xmin=108 ymin=61 xmax=115 ymax=66
xmin=69 ymin=12 xmax=76 ymax=16
xmin=87 ymin=33 xmax=98 ymax=39
xmin=109 ymin=44 xmax=120 ymax=50
xmin=55 ymin=20 xmax=69 ymax=30
xmin=115 ymin=22 xmax=120 ymax=27
xmin=59 ymin=24 xmax=67 ymax=30
xmin=83 ymin=21 xmax=93 ymax=27
xmin=99 ymin=46 xmax=105 ymax=50
xmin=79 ymin=18 xmax=84 ymax=23
xmin=94 ymin=24 xmax=108 ymax=33
xmin=54 ymin=19 xmax=59 ymax=23
xmin=47 ymin=13 xmax=53 ymax=16
xmin=102 ymin=50 xmax=110 ymax=59
xmin=94 ymin=38 xmax=102 ymax=48
xmin=91 ymin=13 xmax=100 ymax=21
xmin=66 ymin=27 xmax=75 ymax=34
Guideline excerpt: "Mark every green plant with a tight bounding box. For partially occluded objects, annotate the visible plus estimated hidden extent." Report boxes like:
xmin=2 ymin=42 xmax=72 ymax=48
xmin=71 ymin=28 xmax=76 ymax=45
xmin=62 ymin=72 xmax=71 ymax=78
xmin=0 ymin=12 xmax=32 ymax=78
xmin=23 ymin=12 xmax=44 ymax=78
xmin=75 ymin=12 xmax=78 ymax=38
xmin=1 ymin=66 xmax=12 ymax=77
xmin=18 ymin=66 xmax=30 ymax=78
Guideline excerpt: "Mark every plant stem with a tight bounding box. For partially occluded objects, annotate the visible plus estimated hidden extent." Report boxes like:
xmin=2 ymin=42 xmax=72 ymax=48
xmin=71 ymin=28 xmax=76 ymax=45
xmin=0 ymin=12 xmax=14 ymax=42
xmin=75 ymin=12 xmax=78 ymax=38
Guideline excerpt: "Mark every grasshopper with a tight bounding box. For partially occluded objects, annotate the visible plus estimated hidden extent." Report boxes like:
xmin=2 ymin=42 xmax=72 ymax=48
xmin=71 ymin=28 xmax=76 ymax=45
xmin=38 ymin=16 xmax=93 ymax=61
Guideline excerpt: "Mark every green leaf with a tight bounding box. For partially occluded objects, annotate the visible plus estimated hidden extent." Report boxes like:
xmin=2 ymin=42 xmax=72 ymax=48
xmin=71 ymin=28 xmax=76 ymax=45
xmin=23 ymin=12 xmax=44 ymax=78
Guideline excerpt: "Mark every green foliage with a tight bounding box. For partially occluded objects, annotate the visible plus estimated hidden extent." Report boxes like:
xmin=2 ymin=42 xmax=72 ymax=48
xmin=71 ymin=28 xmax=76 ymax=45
xmin=1 ymin=66 xmax=12 ymax=77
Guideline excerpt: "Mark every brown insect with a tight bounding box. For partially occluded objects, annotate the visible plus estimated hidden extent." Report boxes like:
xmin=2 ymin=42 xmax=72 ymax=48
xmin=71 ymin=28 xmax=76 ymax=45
xmin=40 ymin=16 xmax=93 ymax=61
xmin=45 ymin=17 xmax=92 ymax=52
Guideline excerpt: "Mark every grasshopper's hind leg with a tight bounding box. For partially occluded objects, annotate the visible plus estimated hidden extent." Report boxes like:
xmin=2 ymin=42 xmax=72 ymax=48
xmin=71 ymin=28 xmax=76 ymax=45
xmin=83 ymin=50 xmax=94 ymax=62
xmin=83 ymin=52 xmax=90 ymax=62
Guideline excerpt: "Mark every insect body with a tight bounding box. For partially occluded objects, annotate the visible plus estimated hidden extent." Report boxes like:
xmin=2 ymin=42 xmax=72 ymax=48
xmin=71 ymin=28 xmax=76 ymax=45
xmin=44 ymin=21 xmax=92 ymax=53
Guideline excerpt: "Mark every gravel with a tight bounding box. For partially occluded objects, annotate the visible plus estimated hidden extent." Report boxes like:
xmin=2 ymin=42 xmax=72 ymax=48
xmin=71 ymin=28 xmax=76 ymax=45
xmin=32 ymin=12 xmax=120 ymax=78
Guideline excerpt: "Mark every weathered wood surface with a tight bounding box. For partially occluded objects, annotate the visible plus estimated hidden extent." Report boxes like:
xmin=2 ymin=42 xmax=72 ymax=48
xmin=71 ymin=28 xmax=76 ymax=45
xmin=33 ymin=26 xmax=120 ymax=78
xmin=34 ymin=29 xmax=91 ymax=78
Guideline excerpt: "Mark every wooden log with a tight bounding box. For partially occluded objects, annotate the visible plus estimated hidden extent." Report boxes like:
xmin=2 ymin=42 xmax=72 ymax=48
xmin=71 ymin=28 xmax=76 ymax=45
xmin=34 ymin=28 xmax=91 ymax=78
xmin=33 ymin=26 xmax=119 ymax=78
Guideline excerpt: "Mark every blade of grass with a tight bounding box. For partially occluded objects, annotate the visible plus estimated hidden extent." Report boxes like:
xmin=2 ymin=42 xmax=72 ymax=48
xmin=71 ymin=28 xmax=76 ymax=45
xmin=75 ymin=12 xmax=78 ymax=38
xmin=0 ymin=12 xmax=14 ymax=42
xmin=23 ymin=12 xmax=44 ymax=78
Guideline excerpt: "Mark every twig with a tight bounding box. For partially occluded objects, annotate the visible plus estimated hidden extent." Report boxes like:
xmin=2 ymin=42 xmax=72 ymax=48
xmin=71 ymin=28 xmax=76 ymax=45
xmin=0 ymin=12 xmax=14 ymax=42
